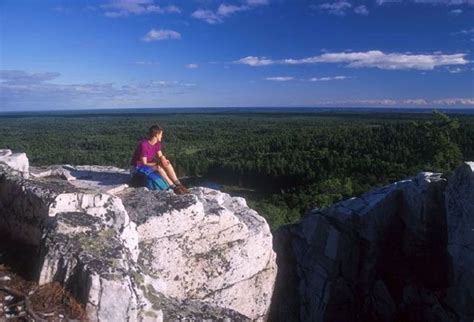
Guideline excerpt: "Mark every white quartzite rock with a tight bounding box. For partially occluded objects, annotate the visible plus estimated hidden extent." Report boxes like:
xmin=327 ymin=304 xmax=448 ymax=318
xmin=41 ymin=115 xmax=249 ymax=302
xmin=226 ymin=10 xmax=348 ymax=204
xmin=121 ymin=188 xmax=276 ymax=320
xmin=0 ymin=150 xmax=277 ymax=321
xmin=0 ymin=149 xmax=29 ymax=178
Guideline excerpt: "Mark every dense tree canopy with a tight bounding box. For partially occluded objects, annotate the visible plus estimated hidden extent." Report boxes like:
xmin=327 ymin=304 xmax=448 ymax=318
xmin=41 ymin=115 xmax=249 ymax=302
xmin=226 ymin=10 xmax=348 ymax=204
xmin=1 ymin=111 xmax=472 ymax=229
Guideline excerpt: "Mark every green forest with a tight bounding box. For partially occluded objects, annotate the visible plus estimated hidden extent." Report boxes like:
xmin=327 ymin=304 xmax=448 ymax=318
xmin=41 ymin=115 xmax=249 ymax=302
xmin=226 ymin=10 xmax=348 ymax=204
xmin=1 ymin=111 xmax=473 ymax=230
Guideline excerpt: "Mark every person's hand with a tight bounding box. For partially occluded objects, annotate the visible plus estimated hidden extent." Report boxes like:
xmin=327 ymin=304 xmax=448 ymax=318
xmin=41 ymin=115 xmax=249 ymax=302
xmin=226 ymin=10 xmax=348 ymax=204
xmin=160 ymin=157 xmax=170 ymax=166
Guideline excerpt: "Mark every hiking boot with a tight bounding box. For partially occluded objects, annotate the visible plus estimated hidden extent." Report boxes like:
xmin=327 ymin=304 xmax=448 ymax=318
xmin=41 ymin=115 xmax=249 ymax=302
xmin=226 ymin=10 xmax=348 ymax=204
xmin=178 ymin=184 xmax=190 ymax=194
xmin=173 ymin=184 xmax=189 ymax=195
xmin=173 ymin=185 xmax=185 ymax=195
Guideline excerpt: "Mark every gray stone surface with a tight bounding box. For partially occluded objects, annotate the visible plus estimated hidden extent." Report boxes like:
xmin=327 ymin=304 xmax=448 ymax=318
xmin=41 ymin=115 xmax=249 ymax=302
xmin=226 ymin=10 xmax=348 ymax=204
xmin=270 ymin=165 xmax=472 ymax=322
xmin=445 ymin=162 xmax=474 ymax=321
xmin=0 ymin=151 xmax=277 ymax=321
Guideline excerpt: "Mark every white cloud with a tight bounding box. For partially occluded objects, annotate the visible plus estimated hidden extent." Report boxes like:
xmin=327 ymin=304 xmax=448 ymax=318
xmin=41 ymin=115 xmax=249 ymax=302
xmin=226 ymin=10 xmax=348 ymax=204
xmin=0 ymin=70 xmax=60 ymax=84
xmin=402 ymin=99 xmax=428 ymax=105
xmin=457 ymin=27 xmax=474 ymax=34
xmin=314 ymin=51 xmax=468 ymax=70
xmin=316 ymin=1 xmax=352 ymax=15
xmin=265 ymin=76 xmax=294 ymax=81
xmin=142 ymin=29 xmax=181 ymax=42
xmin=217 ymin=4 xmax=248 ymax=16
xmin=235 ymin=50 xmax=469 ymax=70
xmin=433 ymin=98 xmax=474 ymax=105
xmin=134 ymin=61 xmax=158 ymax=65
xmin=317 ymin=97 xmax=474 ymax=107
xmin=310 ymin=75 xmax=349 ymax=81
xmin=354 ymin=5 xmax=369 ymax=15
xmin=448 ymin=67 xmax=463 ymax=73
xmin=186 ymin=63 xmax=199 ymax=69
xmin=450 ymin=8 xmax=463 ymax=13
xmin=191 ymin=9 xmax=222 ymax=24
xmin=192 ymin=0 xmax=269 ymax=24
xmin=102 ymin=0 xmax=181 ymax=17
xmin=0 ymin=69 xmax=197 ymax=110
xmin=148 ymin=80 xmax=196 ymax=87
xmin=235 ymin=56 xmax=275 ymax=66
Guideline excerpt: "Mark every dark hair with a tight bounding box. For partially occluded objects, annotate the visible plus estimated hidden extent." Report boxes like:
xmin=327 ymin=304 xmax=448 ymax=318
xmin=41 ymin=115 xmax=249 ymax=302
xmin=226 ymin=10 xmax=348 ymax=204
xmin=148 ymin=125 xmax=163 ymax=139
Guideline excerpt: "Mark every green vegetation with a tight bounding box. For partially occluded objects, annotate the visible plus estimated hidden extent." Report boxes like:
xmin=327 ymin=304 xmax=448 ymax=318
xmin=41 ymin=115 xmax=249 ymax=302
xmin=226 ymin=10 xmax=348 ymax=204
xmin=1 ymin=111 xmax=473 ymax=230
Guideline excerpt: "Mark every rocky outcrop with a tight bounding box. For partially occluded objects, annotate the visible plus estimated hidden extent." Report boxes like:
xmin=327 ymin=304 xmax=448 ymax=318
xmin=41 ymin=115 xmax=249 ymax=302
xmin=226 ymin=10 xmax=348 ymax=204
xmin=2 ymin=147 xmax=473 ymax=322
xmin=0 ymin=150 xmax=277 ymax=321
xmin=270 ymin=165 xmax=473 ymax=322
xmin=445 ymin=162 xmax=474 ymax=321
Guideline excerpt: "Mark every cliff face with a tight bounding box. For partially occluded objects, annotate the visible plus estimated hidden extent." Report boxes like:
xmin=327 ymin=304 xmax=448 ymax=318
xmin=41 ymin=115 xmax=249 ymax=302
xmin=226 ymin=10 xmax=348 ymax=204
xmin=1 ymin=149 xmax=473 ymax=322
xmin=270 ymin=163 xmax=474 ymax=322
xmin=0 ymin=150 xmax=277 ymax=321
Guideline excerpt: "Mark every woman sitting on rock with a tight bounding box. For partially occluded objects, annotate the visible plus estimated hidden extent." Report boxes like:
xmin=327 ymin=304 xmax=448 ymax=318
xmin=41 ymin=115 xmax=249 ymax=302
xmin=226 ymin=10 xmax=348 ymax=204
xmin=130 ymin=125 xmax=189 ymax=194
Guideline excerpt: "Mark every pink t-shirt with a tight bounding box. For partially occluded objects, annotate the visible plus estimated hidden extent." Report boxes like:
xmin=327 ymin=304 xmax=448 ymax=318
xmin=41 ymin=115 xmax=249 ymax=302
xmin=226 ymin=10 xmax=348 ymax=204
xmin=130 ymin=139 xmax=161 ymax=166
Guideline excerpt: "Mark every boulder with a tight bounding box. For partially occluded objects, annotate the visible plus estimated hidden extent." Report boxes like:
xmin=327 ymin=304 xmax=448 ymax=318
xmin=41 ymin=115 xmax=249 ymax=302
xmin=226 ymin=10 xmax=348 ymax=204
xmin=270 ymin=168 xmax=465 ymax=322
xmin=0 ymin=152 xmax=277 ymax=321
xmin=0 ymin=149 xmax=29 ymax=178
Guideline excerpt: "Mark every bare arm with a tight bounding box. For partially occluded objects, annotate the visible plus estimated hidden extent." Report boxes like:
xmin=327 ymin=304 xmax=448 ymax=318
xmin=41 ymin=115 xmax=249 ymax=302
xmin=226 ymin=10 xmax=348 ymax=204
xmin=141 ymin=156 xmax=158 ymax=166
xmin=157 ymin=151 xmax=170 ymax=166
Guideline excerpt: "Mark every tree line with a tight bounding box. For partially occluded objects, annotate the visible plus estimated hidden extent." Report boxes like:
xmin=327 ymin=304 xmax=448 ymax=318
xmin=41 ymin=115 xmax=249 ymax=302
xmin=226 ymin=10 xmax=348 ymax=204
xmin=0 ymin=111 xmax=472 ymax=229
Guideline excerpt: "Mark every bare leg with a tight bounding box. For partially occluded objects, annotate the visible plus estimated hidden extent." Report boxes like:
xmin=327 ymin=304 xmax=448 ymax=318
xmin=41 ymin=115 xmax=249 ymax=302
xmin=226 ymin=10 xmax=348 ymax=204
xmin=161 ymin=162 xmax=179 ymax=183
xmin=155 ymin=165 xmax=174 ymax=186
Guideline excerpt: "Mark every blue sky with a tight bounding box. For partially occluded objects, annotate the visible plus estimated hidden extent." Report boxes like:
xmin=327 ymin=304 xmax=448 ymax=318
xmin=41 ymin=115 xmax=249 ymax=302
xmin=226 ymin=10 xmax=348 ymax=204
xmin=0 ymin=0 xmax=473 ymax=111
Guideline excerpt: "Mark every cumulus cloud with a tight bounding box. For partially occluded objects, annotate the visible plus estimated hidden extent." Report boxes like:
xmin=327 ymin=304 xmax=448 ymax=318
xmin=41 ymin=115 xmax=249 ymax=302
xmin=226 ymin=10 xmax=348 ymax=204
xmin=310 ymin=75 xmax=349 ymax=81
xmin=142 ymin=29 xmax=181 ymax=42
xmin=192 ymin=0 xmax=269 ymax=24
xmin=102 ymin=0 xmax=181 ymax=17
xmin=186 ymin=63 xmax=199 ymax=69
xmin=265 ymin=76 xmax=294 ymax=81
xmin=235 ymin=50 xmax=469 ymax=70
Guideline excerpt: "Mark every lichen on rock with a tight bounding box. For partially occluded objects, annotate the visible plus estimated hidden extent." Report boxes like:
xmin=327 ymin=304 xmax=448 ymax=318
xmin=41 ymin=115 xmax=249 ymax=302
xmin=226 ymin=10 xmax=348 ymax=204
xmin=0 ymin=150 xmax=277 ymax=321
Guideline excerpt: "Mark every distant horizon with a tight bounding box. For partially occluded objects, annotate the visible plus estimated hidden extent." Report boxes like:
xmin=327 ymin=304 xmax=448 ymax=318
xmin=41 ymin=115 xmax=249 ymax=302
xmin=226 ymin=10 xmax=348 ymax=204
xmin=2 ymin=106 xmax=474 ymax=116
